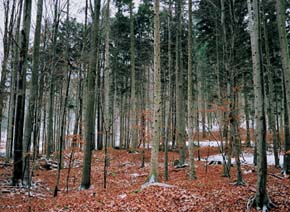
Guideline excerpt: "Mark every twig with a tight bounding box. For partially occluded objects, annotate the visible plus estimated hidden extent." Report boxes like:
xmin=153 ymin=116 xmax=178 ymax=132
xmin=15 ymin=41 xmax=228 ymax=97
xmin=268 ymin=173 xmax=283 ymax=180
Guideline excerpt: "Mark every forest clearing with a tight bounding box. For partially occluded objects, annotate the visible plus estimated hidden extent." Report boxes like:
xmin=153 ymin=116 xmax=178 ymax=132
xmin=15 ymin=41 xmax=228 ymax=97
xmin=1 ymin=0 xmax=290 ymax=211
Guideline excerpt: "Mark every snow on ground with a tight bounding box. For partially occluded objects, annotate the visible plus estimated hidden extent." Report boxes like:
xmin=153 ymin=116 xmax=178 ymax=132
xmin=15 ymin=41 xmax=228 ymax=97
xmin=195 ymin=140 xmax=284 ymax=166
xmin=193 ymin=140 xmax=255 ymax=147
xmin=205 ymin=151 xmax=284 ymax=166
xmin=194 ymin=140 xmax=222 ymax=147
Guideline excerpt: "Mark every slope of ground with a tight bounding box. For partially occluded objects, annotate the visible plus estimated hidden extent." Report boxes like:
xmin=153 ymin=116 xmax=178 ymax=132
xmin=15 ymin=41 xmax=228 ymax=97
xmin=0 ymin=146 xmax=289 ymax=212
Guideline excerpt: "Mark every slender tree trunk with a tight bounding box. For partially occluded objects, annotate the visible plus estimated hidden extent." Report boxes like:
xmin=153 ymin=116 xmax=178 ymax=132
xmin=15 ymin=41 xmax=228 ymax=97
xmin=80 ymin=0 xmax=101 ymax=190
xmin=104 ymin=0 xmax=111 ymax=145
xmin=230 ymin=89 xmax=244 ymax=184
xmin=283 ymin=79 xmax=290 ymax=173
xmin=6 ymin=9 xmax=22 ymax=160
xmin=220 ymin=0 xmax=231 ymax=178
xmin=187 ymin=0 xmax=196 ymax=180
xmin=244 ymin=78 xmax=251 ymax=147
xmin=129 ymin=0 xmax=138 ymax=150
xmin=0 ymin=0 xmax=17 ymax=139
xmin=97 ymin=75 xmax=103 ymax=150
xmin=148 ymin=0 xmax=161 ymax=182
xmin=119 ymin=92 xmax=124 ymax=148
xmin=47 ymin=1 xmax=59 ymax=157
xmin=164 ymin=0 xmax=172 ymax=181
xmin=175 ymin=0 xmax=186 ymax=165
xmin=23 ymin=0 xmax=44 ymax=186
xmin=12 ymin=0 xmax=32 ymax=186
xmin=261 ymin=2 xmax=279 ymax=168
xmin=248 ymin=0 xmax=272 ymax=209
xmin=276 ymin=0 xmax=290 ymax=174
xmin=54 ymin=55 xmax=72 ymax=197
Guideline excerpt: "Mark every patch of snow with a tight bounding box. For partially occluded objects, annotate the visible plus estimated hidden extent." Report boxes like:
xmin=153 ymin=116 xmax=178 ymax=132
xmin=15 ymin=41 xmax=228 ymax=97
xmin=148 ymin=175 xmax=155 ymax=184
xmin=205 ymin=151 xmax=284 ymax=166
xmin=118 ymin=194 xmax=127 ymax=199
xmin=243 ymin=170 xmax=253 ymax=174
xmin=194 ymin=140 xmax=223 ymax=147
xmin=141 ymin=182 xmax=176 ymax=190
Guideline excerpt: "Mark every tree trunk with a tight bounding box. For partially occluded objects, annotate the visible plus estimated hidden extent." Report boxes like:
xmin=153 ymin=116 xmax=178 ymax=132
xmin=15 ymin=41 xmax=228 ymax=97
xmin=175 ymin=0 xmax=186 ymax=165
xmin=104 ymin=0 xmax=111 ymax=144
xmin=244 ymin=75 xmax=251 ymax=147
xmin=54 ymin=49 xmax=72 ymax=197
xmin=276 ymin=0 xmax=290 ymax=174
xmin=230 ymin=88 xmax=244 ymax=184
xmin=148 ymin=0 xmax=161 ymax=182
xmin=187 ymin=0 xmax=196 ymax=180
xmin=248 ymin=0 xmax=271 ymax=209
xmin=220 ymin=0 xmax=231 ymax=178
xmin=47 ymin=1 xmax=59 ymax=157
xmin=12 ymin=0 xmax=32 ymax=186
xmin=261 ymin=2 xmax=279 ymax=168
xmin=6 ymin=10 xmax=22 ymax=160
xmin=23 ymin=0 xmax=44 ymax=186
xmin=164 ymin=0 xmax=172 ymax=181
xmin=129 ymin=0 xmax=138 ymax=150
xmin=0 ymin=0 xmax=17 ymax=139
xmin=80 ymin=0 xmax=101 ymax=190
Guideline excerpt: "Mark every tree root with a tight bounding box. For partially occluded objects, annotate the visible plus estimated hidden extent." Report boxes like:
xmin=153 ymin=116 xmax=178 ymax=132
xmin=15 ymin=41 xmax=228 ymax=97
xmin=246 ymin=195 xmax=255 ymax=211
xmin=231 ymin=181 xmax=246 ymax=186
xmin=246 ymin=195 xmax=277 ymax=212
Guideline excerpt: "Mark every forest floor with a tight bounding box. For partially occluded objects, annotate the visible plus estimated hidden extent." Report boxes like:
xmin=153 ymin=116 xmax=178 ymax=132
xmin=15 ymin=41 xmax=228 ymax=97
xmin=0 ymin=143 xmax=290 ymax=212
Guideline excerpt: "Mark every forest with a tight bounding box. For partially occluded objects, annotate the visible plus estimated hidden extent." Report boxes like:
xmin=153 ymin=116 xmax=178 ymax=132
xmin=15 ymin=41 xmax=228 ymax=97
xmin=0 ymin=0 xmax=290 ymax=211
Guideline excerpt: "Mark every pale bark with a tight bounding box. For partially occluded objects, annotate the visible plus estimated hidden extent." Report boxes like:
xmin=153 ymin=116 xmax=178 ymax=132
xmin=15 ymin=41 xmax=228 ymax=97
xmin=0 ymin=0 xmax=16 ymax=139
xmin=104 ymin=0 xmax=111 ymax=140
xmin=6 ymin=0 xmax=22 ymax=160
xmin=248 ymin=0 xmax=271 ymax=208
xmin=148 ymin=0 xmax=161 ymax=182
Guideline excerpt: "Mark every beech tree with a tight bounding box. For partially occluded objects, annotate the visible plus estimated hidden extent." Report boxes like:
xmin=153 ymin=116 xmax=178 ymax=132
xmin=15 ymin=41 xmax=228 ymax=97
xmin=0 ymin=0 xmax=16 ymax=139
xmin=12 ymin=0 xmax=32 ymax=186
xmin=23 ymin=0 xmax=44 ymax=186
xmin=276 ymin=0 xmax=290 ymax=174
xmin=175 ymin=0 xmax=186 ymax=165
xmin=148 ymin=0 xmax=161 ymax=182
xmin=247 ymin=0 xmax=274 ymax=210
xmin=80 ymin=0 xmax=101 ymax=190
